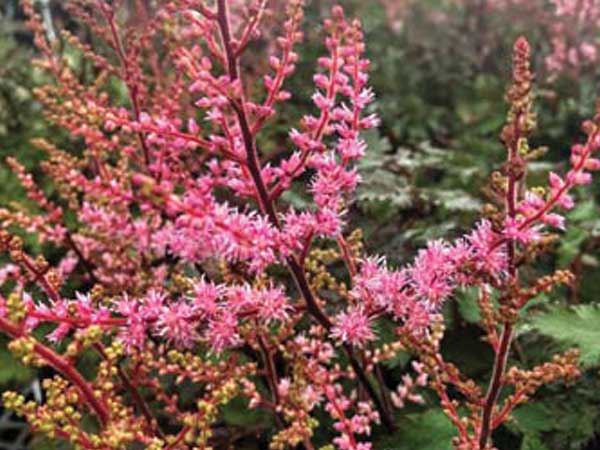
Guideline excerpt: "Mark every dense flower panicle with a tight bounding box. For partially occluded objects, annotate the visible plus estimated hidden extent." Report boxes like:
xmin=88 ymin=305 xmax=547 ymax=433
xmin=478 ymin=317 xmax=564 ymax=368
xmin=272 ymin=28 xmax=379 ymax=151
xmin=330 ymin=308 xmax=375 ymax=346
xmin=112 ymin=281 xmax=293 ymax=352
xmin=150 ymin=185 xmax=283 ymax=272
xmin=466 ymin=220 xmax=508 ymax=274
xmin=503 ymin=217 xmax=542 ymax=243
xmin=499 ymin=136 xmax=600 ymax=247
xmin=349 ymin=258 xmax=427 ymax=329
xmin=155 ymin=300 xmax=198 ymax=348
xmin=347 ymin=228 xmax=508 ymax=332
xmin=410 ymin=240 xmax=455 ymax=305
xmin=191 ymin=277 xmax=223 ymax=317
xmin=324 ymin=383 xmax=379 ymax=450
xmin=206 ymin=309 xmax=241 ymax=353
xmin=0 ymin=2 xmax=599 ymax=450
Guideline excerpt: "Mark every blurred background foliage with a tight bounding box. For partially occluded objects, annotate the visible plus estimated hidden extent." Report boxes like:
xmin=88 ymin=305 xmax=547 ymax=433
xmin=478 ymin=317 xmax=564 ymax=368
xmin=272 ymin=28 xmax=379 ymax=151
xmin=1 ymin=0 xmax=600 ymax=449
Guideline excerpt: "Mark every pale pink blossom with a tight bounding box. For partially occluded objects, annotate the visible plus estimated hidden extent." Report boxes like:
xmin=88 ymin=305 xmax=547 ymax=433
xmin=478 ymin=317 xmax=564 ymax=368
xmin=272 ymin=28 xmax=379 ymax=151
xmin=330 ymin=308 xmax=375 ymax=346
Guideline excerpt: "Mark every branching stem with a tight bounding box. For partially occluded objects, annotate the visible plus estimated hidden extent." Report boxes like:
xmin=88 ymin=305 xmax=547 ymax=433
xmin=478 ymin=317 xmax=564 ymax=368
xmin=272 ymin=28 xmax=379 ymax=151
xmin=215 ymin=0 xmax=395 ymax=431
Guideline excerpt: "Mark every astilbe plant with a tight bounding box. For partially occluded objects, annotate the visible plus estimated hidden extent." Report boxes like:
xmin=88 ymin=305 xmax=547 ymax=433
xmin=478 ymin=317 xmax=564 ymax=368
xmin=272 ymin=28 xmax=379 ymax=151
xmin=0 ymin=1 xmax=597 ymax=449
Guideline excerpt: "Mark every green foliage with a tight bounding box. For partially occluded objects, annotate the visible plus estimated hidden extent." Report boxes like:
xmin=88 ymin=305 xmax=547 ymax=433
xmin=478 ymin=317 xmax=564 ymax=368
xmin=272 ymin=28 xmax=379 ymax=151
xmin=28 ymin=436 xmax=72 ymax=450
xmin=530 ymin=305 xmax=600 ymax=367
xmin=221 ymin=397 xmax=272 ymax=429
xmin=374 ymin=409 xmax=456 ymax=450
xmin=357 ymin=138 xmax=482 ymax=217
xmin=509 ymin=384 xmax=600 ymax=450
xmin=455 ymin=287 xmax=482 ymax=324
xmin=0 ymin=346 xmax=31 ymax=385
xmin=511 ymin=403 xmax=556 ymax=450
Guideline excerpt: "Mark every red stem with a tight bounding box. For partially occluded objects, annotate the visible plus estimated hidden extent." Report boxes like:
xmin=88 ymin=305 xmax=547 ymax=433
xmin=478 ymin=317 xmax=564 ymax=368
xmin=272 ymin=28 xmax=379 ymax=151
xmin=479 ymin=108 xmax=522 ymax=448
xmin=215 ymin=0 xmax=394 ymax=431
xmin=491 ymin=387 xmax=527 ymax=430
xmin=100 ymin=3 xmax=151 ymax=167
xmin=164 ymin=425 xmax=190 ymax=450
xmin=0 ymin=316 xmax=109 ymax=426
xmin=478 ymin=323 xmax=513 ymax=448
xmin=488 ymin=126 xmax=600 ymax=255
xmin=94 ymin=343 xmax=163 ymax=437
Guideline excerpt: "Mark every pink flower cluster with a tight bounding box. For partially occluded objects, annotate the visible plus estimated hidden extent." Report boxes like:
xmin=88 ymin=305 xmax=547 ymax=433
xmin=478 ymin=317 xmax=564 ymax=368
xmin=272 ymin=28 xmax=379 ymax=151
xmin=24 ymin=280 xmax=291 ymax=353
xmin=330 ymin=127 xmax=600 ymax=349
xmin=505 ymin=139 xmax=600 ymax=243
xmin=330 ymin=221 xmax=505 ymax=347
xmin=1 ymin=2 xmax=600 ymax=449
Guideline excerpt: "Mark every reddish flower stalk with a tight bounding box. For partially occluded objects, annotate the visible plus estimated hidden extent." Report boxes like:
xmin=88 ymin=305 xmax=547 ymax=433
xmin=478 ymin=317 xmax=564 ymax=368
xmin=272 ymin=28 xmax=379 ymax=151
xmin=214 ymin=0 xmax=395 ymax=431
xmin=478 ymin=36 xmax=532 ymax=450
xmin=0 ymin=2 xmax=597 ymax=449
xmin=99 ymin=1 xmax=151 ymax=167
xmin=0 ymin=316 xmax=109 ymax=426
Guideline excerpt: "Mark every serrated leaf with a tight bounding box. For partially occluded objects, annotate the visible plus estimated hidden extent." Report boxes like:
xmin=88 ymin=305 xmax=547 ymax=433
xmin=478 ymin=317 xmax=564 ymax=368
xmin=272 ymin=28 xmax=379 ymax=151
xmin=530 ymin=305 xmax=600 ymax=367
xmin=374 ymin=409 xmax=456 ymax=450
xmin=512 ymin=403 xmax=554 ymax=434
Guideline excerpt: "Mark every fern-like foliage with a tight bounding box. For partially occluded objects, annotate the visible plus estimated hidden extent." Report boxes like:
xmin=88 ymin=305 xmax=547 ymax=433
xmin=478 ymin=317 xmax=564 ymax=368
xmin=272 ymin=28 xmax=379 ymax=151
xmin=531 ymin=305 xmax=600 ymax=367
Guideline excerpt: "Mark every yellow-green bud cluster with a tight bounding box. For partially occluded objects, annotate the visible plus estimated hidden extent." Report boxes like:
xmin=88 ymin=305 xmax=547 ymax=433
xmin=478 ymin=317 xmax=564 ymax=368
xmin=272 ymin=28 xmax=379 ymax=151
xmin=8 ymin=336 xmax=41 ymax=367
xmin=6 ymin=292 xmax=26 ymax=323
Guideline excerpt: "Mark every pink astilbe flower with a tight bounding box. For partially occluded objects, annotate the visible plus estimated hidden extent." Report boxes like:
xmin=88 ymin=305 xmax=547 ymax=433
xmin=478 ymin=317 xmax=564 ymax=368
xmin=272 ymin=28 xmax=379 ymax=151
xmin=28 ymin=292 xmax=112 ymax=343
xmin=503 ymin=217 xmax=542 ymax=243
xmin=467 ymin=220 xmax=508 ymax=274
xmin=410 ymin=240 xmax=455 ymax=305
xmin=253 ymin=285 xmax=292 ymax=323
xmin=114 ymin=295 xmax=147 ymax=352
xmin=331 ymin=308 xmax=375 ymax=346
xmin=192 ymin=277 xmax=223 ymax=318
xmin=154 ymin=300 xmax=198 ymax=348
xmin=206 ymin=310 xmax=241 ymax=353
xmin=349 ymin=257 xmax=430 ymax=328
xmin=0 ymin=3 xmax=598 ymax=450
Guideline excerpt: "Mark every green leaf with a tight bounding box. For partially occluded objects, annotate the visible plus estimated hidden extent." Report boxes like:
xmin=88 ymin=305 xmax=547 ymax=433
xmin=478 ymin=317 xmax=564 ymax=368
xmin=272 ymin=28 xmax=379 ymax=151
xmin=520 ymin=434 xmax=550 ymax=450
xmin=221 ymin=397 xmax=272 ymax=428
xmin=557 ymin=228 xmax=587 ymax=266
xmin=567 ymin=200 xmax=597 ymax=222
xmin=0 ymin=346 xmax=32 ymax=384
xmin=374 ymin=409 xmax=456 ymax=450
xmin=512 ymin=403 xmax=554 ymax=434
xmin=456 ymin=287 xmax=482 ymax=324
xmin=530 ymin=305 xmax=600 ymax=367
